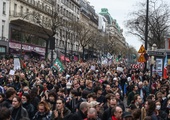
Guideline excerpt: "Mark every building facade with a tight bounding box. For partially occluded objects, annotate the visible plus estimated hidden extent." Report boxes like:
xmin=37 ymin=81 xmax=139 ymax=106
xmin=8 ymin=0 xmax=80 ymax=60
xmin=79 ymin=0 xmax=98 ymax=59
xmin=99 ymin=8 xmax=127 ymax=54
xmin=0 ymin=0 xmax=10 ymax=56
xmin=55 ymin=0 xmax=80 ymax=60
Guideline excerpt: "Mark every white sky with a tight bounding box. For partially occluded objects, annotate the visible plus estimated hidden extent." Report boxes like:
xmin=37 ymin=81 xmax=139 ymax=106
xmin=87 ymin=0 xmax=170 ymax=50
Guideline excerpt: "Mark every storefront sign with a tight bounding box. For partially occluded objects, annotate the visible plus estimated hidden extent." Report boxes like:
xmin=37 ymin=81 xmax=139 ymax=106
xmin=9 ymin=42 xmax=45 ymax=55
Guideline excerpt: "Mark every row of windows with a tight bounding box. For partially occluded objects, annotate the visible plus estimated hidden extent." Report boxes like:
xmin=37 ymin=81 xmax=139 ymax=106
xmin=22 ymin=0 xmax=79 ymax=21
xmin=61 ymin=0 xmax=80 ymax=14
xmin=59 ymin=6 xmax=79 ymax=20
xmin=13 ymin=3 xmax=79 ymax=29
xmin=57 ymin=39 xmax=78 ymax=51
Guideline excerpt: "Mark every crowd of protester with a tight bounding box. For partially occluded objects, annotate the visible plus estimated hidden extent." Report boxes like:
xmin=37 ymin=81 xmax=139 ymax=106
xmin=0 ymin=57 xmax=170 ymax=120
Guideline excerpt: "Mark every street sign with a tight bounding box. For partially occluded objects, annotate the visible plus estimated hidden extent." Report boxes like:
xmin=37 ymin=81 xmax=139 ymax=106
xmin=138 ymin=45 xmax=146 ymax=53
xmin=138 ymin=54 xmax=146 ymax=62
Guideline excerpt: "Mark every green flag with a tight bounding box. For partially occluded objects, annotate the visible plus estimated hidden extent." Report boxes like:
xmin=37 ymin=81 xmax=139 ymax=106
xmin=52 ymin=58 xmax=64 ymax=72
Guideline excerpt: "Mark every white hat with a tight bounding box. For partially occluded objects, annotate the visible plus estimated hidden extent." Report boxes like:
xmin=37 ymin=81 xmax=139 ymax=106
xmin=127 ymin=77 xmax=131 ymax=82
xmin=66 ymin=74 xmax=70 ymax=80
xmin=89 ymin=101 xmax=100 ymax=107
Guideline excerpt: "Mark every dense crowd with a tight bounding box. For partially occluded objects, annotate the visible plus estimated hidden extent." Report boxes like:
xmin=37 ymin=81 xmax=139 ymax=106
xmin=0 ymin=57 xmax=170 ymax=120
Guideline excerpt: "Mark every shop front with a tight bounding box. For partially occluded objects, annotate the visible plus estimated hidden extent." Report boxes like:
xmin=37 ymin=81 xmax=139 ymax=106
xmin=9 ymin=41 xmax=45 ymax=59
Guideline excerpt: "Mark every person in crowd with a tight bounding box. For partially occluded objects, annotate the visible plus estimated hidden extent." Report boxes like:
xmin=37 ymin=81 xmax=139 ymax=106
xmin=94 ymin=86 xmax=105 ymax=103
xmin=147 ymin=94 xmax=155 ymax=101
xmin=89 ymin=101 xmax=103 ymax=119
xmin=144 ymin=99 xmax=158 ymax=120
xmin=46 ymin=92 xmax=57 ymax=111
xmin=0 ymin=107 xmax=11 ymax=120
xmin=0 ymin=93 xmax=5 ymax=106
xmin=130 ymin=94 xmax=143 ymax=109
xmin=51 ymin=98 xmax=71 ymax=120
xmin=103 ymin=93 xmax=115 ymax=110
xmin=32 ymin=101 xmax=52 ymax=120
xmin=29 ymin=87 xmax=41 ymax=112
xmin=84 ymin=80 xmax=93 ymax=93
xmin=73 ymin=102 xmax=89 ymax=120
xmin=102 ymin=97 xmax=117 ymax=120
xmin=122 ymin=112 xmax=133 ymax=120
xmin=115 ymin=92 xmax=125 ymax=111
xmin=110 ymin=106 xmax=123 ymax=120
xmin=85 ymin=108 xmax=100 ymax=120
xmin=1 ymin=87 xmax=16 ymax=108
xmin=87 ymin=93 xmax=97 ymax=103
xmin=21 ymin=93 xmax=35 ymax=119
xmin=10 ymin=96 xmax=29 ymax=120
xmin=127 ymin=85 xmax=138 ymax=106
xmin=138 ymin=81 xmax=146 ymax=103
xmin=143 ymin=80 xmax=150 ymax=97
xmin=13 ymin=75 xmax=21 ymax=92
xmin=131 ymin=108 xmax=141 ymax=120
xmin=155 ymin=100 xmax=167 ymax=120
xmin=103 ymin=84 xmax=112 ymax=96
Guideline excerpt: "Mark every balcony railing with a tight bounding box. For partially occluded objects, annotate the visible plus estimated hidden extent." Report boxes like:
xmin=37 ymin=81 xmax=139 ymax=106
xmin=17 ymin=0 xmax=53 ymax=16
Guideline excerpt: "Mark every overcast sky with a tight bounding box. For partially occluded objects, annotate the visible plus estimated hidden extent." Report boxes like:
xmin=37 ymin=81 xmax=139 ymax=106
xmin=87 ymin=0 xmax=170 ymax=50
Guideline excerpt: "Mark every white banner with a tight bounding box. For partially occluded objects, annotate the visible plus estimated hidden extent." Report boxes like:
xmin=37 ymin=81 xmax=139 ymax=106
xmin=14 ymin=58 xmax=21 ymax=70
xmin=153 ymin=58 xmax=163 ymax=76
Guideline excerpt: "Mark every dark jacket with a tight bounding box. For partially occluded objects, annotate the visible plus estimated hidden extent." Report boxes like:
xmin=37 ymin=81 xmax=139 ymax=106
xmin=51 ymin=107 xmax=71 ymax=120
xmin=157 ymin=110 xmax=168 ymax=120
xmin=1 ymin=99 xmax=12 ymax=108
xmin=10 ymin=106 xmax=29 ymax=120
xmin=102 ymin=107 xmax=112 ymax=120
xmin=72 ymin=110 xmax=87 ymax=120
xmin=33 ymin=111 xmax=52 ymax=120
xmin=127 ymin=91 xmax=136 ymax=106
xmin=22 ymin=102 xmax=35 ymax=119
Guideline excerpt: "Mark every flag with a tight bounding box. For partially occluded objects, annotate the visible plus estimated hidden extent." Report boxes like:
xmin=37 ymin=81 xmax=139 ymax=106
xmin=52 ymin=58 xmax=64 ymax=72
xmin=163 ymin=54 xmax=168 ymax=79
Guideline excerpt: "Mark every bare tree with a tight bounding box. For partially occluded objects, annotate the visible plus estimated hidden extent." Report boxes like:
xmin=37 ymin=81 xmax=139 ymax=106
xmin=125 ymin=0 xmax=170 ymax=48
xmin=15 ymin=0 xmax=64 ymax=59
xmin=74 ymin=22 xmax=94 ymax=60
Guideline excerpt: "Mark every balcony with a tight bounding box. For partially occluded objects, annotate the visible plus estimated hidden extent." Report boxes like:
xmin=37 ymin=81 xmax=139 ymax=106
xmin=17 ymin=0 xmax=53 ymax=16
xmin=70 ymin=0 xmax=80 ymax=7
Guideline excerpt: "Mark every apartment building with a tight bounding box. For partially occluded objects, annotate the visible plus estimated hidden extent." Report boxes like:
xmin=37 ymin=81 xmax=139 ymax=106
xmin=8 ymin=0 xmax=80 ymax=59
xmin=99 ymin=8 xmax=126 ymax=51
xmin=79 ymin=0 xmax=99 ymax=59
xmin=0 ymin=0 xmax=9 ymax=56
xmin=55 ymin=0 xmax=80 ymax=59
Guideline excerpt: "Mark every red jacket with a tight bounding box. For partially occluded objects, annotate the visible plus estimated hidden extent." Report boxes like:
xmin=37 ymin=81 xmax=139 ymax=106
xmin=112 ymin=116 xmax=118 ymax=120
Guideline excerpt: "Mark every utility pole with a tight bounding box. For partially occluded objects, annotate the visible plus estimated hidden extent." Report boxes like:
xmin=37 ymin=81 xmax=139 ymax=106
xmin=144 ymin=0 xmax=149 ymax=71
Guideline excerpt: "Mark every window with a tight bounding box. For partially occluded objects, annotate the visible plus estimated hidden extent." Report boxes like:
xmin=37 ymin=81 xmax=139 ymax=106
xmin=14 ymin=4 xmax=17 ymax=16
xmin=26 ymin=8 xmax=29 ymax=19
xmin=56 ymin=39 xmax=58 ymax=46
xmin=20 ymin=6 xmax=23 ymax=16
xmin=3 ymin=2 xmax=6 ymax=15
xmin=0 ymin=47 xmax=6 ymax=53
xmin=1 ymin=21 xmax=5 ymax=40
